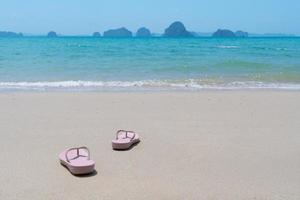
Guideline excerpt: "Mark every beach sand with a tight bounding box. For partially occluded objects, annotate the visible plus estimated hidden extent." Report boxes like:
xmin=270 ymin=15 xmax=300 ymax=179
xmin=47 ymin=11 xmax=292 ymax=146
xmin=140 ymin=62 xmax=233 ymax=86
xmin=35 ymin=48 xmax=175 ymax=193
xmin=0 ymin=91 xmax=299 ymax=200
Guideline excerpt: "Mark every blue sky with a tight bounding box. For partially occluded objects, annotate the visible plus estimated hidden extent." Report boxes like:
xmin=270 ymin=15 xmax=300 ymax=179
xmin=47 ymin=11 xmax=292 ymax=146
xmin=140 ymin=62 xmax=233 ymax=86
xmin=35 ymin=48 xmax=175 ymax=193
xmin=0 ymin=0 xmax=299 ymax=35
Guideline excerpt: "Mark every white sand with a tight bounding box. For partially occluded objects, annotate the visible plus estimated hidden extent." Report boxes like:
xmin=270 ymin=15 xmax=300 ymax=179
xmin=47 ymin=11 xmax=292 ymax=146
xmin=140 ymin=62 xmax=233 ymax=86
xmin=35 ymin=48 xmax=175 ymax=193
xmin=0 ymin=91 xmax=299 ymax=200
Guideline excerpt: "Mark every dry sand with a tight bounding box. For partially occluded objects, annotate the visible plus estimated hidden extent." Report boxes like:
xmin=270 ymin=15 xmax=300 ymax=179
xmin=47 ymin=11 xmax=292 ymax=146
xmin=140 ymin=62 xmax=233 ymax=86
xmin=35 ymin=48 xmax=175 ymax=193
xmin=0 ymin=91 xmax=299 ymax=200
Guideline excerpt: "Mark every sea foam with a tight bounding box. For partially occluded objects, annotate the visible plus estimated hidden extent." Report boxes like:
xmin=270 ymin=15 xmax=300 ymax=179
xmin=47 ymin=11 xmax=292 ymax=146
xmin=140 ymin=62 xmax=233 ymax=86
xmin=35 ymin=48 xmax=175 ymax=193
xmin=0 ymin=80 xmax=300 ymax=91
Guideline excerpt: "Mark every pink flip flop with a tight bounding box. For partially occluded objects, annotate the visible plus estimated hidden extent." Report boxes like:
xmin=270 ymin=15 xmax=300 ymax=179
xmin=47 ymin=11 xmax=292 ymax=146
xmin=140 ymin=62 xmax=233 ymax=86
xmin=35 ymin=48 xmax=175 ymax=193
xmin=112 ymin=130 xmax=140 ymax=150
xmin=59 ymin=146 xmax=95 ymax=175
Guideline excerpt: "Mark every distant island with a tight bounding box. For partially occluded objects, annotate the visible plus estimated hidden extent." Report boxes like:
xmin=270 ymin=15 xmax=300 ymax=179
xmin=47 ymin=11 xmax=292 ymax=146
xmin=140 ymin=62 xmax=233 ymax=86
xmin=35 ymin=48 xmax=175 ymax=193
xmin=212 ymin=29 xmax=236 ymax=37
xmin=103 ymin=27 xmax=132 ymax=37
xmin=136 ymin=27 xmax=151 ymax=37
xmin=212 ymin=29 xmax=249 ymax=37
xmin=0 ymin=31 xmax=23 ymax=37
xmin=92 ymin=32 xmax=101 ymax=37
xmin=2 ymin=22 xmax=298 ymax=38
xmin=47 ymin=31 xmax=58 ymax=38
xmin=163 ymin=21 xmax=193 ymax=37
xmin=235 ymin=31 xmax=248 ymax=37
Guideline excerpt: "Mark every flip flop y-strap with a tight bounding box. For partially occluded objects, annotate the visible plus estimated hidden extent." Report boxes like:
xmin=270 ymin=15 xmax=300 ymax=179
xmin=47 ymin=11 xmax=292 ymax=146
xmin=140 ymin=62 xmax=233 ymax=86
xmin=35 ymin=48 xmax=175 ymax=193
xmin=125 ymin=131 xmax=136 ymax=141
xmin=65 ymin=146 xmax=90 ymax=163
xmin=116 ymin=130 xmax=127 ymax=139
xmin=116 ymin=130 xmax=136 ymax=141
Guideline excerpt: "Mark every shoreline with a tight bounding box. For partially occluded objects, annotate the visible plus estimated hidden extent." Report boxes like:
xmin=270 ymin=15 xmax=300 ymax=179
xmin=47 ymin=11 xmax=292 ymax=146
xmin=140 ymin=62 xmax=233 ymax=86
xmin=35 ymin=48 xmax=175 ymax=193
xmin=1 ymin=80 xmax=300 ymax=92
xmin=1 ymin=89 xmax=300 ymax=94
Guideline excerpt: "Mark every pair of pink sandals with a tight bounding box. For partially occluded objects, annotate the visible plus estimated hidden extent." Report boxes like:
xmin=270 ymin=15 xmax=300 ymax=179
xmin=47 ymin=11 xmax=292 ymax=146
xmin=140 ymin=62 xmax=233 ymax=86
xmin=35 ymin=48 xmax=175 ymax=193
xmin=59 ymin=130 xmax=140 ymax=175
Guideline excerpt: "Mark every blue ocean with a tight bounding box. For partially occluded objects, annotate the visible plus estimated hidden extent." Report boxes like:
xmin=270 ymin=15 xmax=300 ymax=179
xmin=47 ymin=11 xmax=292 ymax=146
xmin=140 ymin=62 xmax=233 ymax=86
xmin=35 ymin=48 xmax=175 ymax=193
xmin=0 ymin=37 xmax=300 ymax=91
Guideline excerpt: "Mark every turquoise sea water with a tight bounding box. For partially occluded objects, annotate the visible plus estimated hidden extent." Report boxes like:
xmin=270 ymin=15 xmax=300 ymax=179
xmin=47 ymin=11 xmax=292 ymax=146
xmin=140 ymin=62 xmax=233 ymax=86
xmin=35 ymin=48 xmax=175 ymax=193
xmin=0 ymin=37 xmax=300 ymax=91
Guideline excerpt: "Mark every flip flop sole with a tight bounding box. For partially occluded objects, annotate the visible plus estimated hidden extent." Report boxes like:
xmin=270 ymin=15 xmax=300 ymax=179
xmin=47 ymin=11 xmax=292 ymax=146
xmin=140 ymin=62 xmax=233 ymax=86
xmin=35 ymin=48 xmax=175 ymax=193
xmin=60 ymin=159 xmax=95 ymax=175
xmin=112 ymin=138 xmax=140 ymax=150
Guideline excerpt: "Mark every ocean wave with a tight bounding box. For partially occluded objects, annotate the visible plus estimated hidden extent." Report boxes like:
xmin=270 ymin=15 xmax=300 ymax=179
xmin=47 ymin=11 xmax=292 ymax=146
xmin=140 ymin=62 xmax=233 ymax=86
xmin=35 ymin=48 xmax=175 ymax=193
xmin=0 ymin=80 xmax=300 ymax=91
